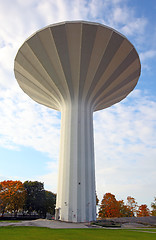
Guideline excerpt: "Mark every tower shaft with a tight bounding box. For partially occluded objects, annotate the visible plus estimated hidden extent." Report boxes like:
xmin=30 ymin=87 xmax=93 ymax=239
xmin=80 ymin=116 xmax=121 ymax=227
xmin=56 ymin=100 xmax=96 ymax=222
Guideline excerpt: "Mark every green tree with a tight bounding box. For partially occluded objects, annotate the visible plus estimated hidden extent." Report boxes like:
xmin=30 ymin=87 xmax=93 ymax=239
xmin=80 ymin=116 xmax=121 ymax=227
xmin=45 ymin=191 xmax=56 ymax=215
xmin=151 ymin=197 xmax=156 ymax=216
xmin=96 ymin=193 xmax=99 ymax=205
xmin=23 ymin=181 xmax=46 ymax=217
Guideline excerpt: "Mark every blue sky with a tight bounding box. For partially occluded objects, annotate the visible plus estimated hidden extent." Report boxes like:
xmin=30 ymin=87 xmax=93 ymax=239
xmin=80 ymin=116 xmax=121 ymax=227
xmin=0 ymin=0 xmax=156 ymax=209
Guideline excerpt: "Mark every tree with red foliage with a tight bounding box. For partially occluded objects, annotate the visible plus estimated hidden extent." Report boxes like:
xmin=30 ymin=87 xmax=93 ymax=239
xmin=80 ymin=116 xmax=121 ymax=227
xmin=0 ymin=183 xmax=7 ymax=217
xmin=99 ymin=193 xmax=134 ymax=218
xmin=0 ymin=180 xmax=26 ymax=216
xmin=127 ymin=196 xmax=138 ymax=216
xmin=99 ymin=193 xmax=121 ymax=218
xmin=137 ymin=204 xmax=151 ymax=217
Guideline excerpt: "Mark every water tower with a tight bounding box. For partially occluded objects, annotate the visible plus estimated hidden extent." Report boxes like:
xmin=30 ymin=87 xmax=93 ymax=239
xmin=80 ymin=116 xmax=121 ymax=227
xmin=14 ymin=21 xmax=141 ymax=222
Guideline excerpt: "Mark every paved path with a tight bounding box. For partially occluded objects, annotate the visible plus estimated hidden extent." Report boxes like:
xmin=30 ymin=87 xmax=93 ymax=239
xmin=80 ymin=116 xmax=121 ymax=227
xmin=0 ymin=219 xmax=89 ymax=228
xmin=1 ymin=219 xmax=156 ymax=230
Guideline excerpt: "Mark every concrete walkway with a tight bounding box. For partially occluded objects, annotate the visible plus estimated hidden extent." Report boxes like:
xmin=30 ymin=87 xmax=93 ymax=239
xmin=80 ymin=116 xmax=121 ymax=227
xmin=0 ymin=219 xmax=89 ymax=228
xmin=1 ymin=218 xmax=156 ymax=230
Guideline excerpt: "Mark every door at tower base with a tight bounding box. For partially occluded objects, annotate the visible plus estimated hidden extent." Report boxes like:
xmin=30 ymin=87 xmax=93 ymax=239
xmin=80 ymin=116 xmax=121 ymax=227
xmin=55 ymin=207 xmax=60 ymax=220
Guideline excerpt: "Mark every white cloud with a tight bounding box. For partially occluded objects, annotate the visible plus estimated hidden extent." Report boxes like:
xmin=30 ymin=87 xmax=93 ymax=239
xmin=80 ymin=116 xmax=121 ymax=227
xmin=121 ymin=17 xmax=147 ymax=37
xmin=140 ymin=50 xmax=156 ymax=62
xmin=0 ymin=86 xmax=61 ymax=158
xmin=112 ymin=7 xmax=129 ymax=23
xmin=37 ymin=0 xmax=67 ymax=25
xmin=38 ymin=161 xmax=59 ymax=193
xmin=139 ymin=50 xmax=156 ymax=71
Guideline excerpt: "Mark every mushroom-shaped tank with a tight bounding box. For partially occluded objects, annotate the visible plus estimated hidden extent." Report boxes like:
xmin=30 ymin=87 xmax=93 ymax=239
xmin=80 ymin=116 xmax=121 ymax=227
xmin=14 ymin=21 xmax=141 ymax=222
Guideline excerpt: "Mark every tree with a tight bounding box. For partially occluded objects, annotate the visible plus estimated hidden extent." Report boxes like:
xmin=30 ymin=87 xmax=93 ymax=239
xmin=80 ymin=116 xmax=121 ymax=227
xmin=8 ymin=181 xmax=26 ymax=216
xmin=96 ymin=193 xmax=99 ymax=205
xmin=99 ymin=193 xmax=120 ymax=218
xmin=137 ymin=204 xmax=151 ymax=217
xmin=0 ymin=182 xmax=8 ymax=217
xmin=99 ymin=193 xmax=135 ymax=218
xmin=23 ymin=181 xmax=46 ymax=217
xmin=151 ymin=197 xmax=156 ymax=216
xmin=0 ymin=180 xmax=56 ymax=218
xmin=127 ymin=196 xmax=138 ymax=216
xmin=0 ymin=180 xmax=26 ymax=216
xmin=45 ymin=191 xmax=56 ymax=215
xmin=118 ymin=200 xmax=133 ymax=217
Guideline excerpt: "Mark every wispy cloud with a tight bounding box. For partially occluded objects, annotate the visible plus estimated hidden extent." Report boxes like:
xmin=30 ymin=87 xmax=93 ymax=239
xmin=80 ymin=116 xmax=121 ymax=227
xmin=140 ymin=50 xmax=156 ymax=62
xmin=139 ymin=50 xmax=156 ymax=71
xmin=38 ymin=161 xmax=59 ymax=193
xmin=0 ymin=87 xmax=60 ymax=158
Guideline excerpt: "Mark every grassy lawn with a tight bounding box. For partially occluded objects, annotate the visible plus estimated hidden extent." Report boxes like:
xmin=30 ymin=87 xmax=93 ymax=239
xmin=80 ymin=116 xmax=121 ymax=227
xmin=0 ymin=220 xmax=21 ymax=222
xmin=132 ymin=228 xmax=156 ymax=232
xmin=0 ymin=227 xmax=156 ymax=240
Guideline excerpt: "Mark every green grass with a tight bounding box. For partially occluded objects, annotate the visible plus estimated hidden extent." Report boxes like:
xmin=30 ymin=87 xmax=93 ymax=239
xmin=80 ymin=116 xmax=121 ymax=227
xmin=132 ymin=229 xmax=156 ymax=232
xmin=0 ymin=220 xmax=21 ymax=222
xmin=0 ymin=227 xmax=156 ymax=240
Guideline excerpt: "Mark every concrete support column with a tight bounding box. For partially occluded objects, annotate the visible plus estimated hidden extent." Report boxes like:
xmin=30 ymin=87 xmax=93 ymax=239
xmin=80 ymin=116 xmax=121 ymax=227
xmin=56 ymin=100 xmax=96 ymax=222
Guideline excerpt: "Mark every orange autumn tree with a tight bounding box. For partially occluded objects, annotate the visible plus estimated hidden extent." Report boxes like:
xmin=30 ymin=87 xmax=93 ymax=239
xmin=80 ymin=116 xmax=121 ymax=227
xmin=99 ymin=193 xmax=133 ymax=218
xmin=126 ymin=196 xmax=138 ymax=216
xmin=99 ymin=193 xmax=120 ymax=218
xmin=0 ymin=183 xmax=7 ymax=217
xmin=151 ymin=197 xmax=156 ymax=216
xmin=118 ymin=200 xmax=133 ymax=217
xmin=0 ymin=180 xmax=26 ymax=216
xmin=137 ymin=204 xmax=151 ymax=217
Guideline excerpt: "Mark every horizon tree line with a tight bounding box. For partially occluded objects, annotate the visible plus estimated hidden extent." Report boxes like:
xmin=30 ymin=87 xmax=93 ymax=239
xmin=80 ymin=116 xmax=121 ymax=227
xmin=0 ymin=180 xmax=56 ymax=218
xmin=98 ymin=193 xmax=156 ymax=218
xmin=0 ymin=180 xmax=156 ymax=218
